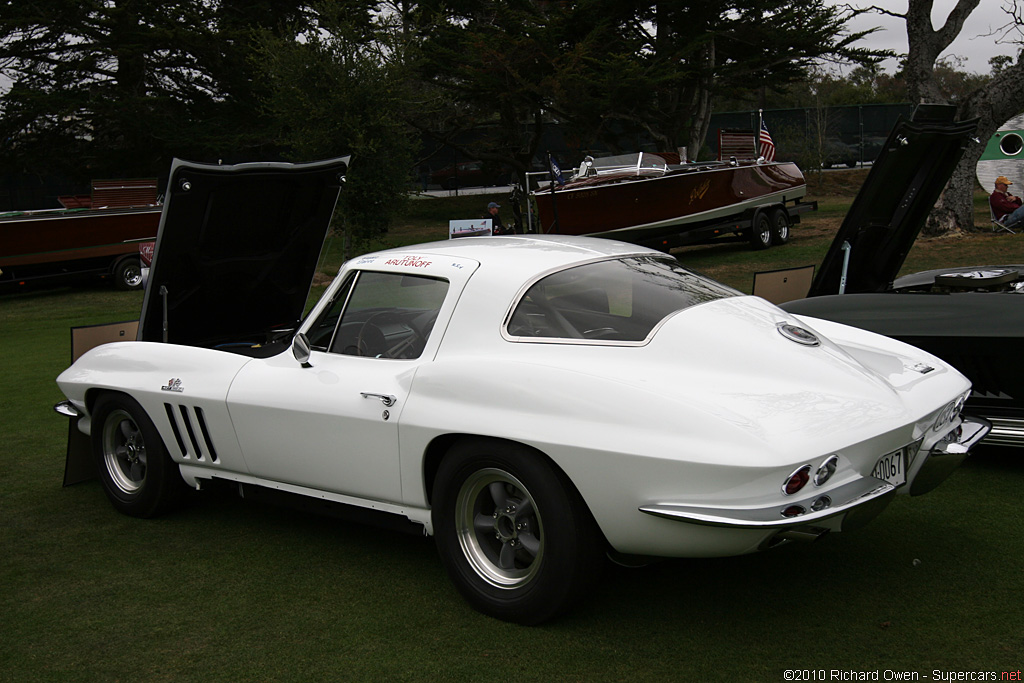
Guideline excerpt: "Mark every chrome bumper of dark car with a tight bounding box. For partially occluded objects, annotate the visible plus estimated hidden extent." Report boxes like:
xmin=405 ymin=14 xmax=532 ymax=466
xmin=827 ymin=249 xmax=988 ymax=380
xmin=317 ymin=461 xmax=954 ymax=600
xmin=908 ymin=415 xmax=990 ymax=496
xmin=982 ymin=416 xmax=1024 ymax=448
xmin=639 ymin=476 xmax=896 ymax=538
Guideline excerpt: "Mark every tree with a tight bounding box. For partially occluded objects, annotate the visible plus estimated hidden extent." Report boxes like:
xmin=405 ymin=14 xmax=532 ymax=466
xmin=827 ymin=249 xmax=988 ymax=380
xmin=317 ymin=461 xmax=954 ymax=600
xmin=407 ymin=0 xmax=884 ymax=178
xmin=631 ymin=0 xmax=886 ymax=158
xmin=0 ymin=0 xmax=311 ymax=181
xmin=254 ymin=2 xmax=417 ymax=242
xmin=873 ymin=0 xmax=1024 ymax=235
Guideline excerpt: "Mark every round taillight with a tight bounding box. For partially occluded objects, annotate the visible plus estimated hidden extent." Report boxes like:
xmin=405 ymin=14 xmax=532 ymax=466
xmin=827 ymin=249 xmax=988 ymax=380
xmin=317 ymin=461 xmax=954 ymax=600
xmin=782 ymin=505 xmax=806 ymax=518
xmin=811 ymin=495 xmax=832 ymax=512
xmin=783 ymin=465 xmax=811 ymax=496
xmin=814 ymin=455 xmax=839 ymax=486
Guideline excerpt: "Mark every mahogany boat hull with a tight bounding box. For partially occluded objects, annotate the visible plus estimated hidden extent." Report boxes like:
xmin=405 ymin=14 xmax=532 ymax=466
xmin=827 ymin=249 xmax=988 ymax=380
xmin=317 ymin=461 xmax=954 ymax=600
xmin=0 ymin=206 xmax=160 ymax=288
xmin=0 ymin=207 xmax=160 ymax=268
xmin=533 ymin=161 xmax=806 ymax=242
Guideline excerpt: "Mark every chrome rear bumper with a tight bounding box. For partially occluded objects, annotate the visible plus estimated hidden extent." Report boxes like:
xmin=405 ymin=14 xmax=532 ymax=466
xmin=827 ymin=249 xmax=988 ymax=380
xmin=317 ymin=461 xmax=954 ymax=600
xmin=639 ymin=476 xmax=896 ymax=536
xmin=639 ymin=416 xmax=990 ymax=545
xmin=909 ymin=415 xmax=990 ymax=496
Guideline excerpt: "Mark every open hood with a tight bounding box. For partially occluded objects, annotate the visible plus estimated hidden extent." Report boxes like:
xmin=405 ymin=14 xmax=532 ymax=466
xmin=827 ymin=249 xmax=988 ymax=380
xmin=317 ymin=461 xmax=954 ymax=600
xmin=807 ymin=105 xmax=978 ymax=297
xmin=139 ymin=156 xmax=348 ymax=346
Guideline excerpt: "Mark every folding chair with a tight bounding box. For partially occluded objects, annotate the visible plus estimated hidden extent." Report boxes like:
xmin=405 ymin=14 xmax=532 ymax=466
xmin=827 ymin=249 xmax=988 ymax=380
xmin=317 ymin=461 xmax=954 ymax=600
xmin=990 ymin=201 xmax=1017 ymax=234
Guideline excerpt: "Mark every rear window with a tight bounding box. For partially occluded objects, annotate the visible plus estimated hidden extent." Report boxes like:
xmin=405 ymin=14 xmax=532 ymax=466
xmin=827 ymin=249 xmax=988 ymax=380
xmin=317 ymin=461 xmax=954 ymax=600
xmin=506 ymin=256 xmax=738 ymax=343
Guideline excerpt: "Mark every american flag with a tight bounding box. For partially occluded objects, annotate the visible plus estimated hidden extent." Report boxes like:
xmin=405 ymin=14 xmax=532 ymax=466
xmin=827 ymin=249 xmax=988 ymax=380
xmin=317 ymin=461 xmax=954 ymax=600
xmin=759 ymin=118 xmax=776 ymax=161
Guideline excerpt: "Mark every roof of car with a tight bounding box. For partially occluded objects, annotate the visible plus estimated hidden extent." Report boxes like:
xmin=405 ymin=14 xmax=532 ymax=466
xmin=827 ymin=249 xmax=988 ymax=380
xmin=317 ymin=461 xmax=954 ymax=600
xmin=367 ymin=235 xmax=660 ymax=276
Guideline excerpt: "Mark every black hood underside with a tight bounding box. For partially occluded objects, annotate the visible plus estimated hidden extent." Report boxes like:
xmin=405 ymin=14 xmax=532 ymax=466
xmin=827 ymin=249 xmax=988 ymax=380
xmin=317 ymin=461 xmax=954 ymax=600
xmin=138 ymin=157 xmax=348 ymax=347
xmin=807 ymin=105 xmax=979 ymax=297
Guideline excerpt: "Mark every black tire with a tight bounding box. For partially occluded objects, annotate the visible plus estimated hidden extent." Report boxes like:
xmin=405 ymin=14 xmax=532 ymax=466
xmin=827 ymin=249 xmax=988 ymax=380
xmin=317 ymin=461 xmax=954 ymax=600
xmin=113 ymin=257 xmax=143 ymax=290
xmin=770 ymin=208 xmax=790 ymax=245
xmin=91 ymin=393 xmax=183 ymax=518
xmin=432 ymin=438 xmax=603 ymax=624
xmin=748 ymin=212 xmax=772 ymax=250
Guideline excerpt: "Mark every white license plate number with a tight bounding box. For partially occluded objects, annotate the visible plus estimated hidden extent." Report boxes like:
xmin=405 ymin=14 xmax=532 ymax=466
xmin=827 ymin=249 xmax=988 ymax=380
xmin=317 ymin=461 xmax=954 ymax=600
xmin=872 ymin=449 xmax=906 ymax=487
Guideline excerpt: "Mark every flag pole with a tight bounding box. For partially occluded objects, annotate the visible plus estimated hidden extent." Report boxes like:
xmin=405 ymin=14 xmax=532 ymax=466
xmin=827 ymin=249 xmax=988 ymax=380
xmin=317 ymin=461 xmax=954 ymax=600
xmin=758 ymin=109 xmax=763 ymax=159
xmin=546 ymin=151 xmax=560 ymax=234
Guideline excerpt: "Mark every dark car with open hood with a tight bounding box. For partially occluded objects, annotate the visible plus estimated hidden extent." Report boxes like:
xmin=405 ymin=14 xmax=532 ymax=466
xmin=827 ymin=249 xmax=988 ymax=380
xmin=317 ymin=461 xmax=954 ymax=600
xmin=782 ymin=104 xmax=1024 ymax=448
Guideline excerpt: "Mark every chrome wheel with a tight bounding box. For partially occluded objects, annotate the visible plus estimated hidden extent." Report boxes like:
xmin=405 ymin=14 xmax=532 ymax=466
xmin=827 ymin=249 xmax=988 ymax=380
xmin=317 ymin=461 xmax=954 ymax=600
xmin=750 ymin=212 xmax=772 ymax=250
xmin=771 ymin=208 xmax=790 ymax=245
xmin=455 ymin=468 xmax=544 ymax=588
xmin=122 ymin=263 xmax=143 ymax=288
xmin=432 ymin=438 xmax=603 ymax=623
xmin=114 ymin=258 xmax=143 ymax=290
xmin=91 ymin=393 xmax=182 ymax=517
xmin=101 ymin=408 xmax=148 ymax=494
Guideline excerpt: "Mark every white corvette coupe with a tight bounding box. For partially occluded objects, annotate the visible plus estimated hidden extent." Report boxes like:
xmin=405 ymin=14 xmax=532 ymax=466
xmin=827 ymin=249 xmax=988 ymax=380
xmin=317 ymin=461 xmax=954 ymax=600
xmin=56 ymin=158 xmax=988 ymax=624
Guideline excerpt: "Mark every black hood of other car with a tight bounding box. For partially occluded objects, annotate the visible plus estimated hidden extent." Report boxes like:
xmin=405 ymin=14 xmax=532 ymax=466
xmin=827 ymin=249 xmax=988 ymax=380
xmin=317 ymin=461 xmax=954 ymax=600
xmin=138 ymin=157 xmax=348 ymax=346
xmin=807 ymin=105 xmax=978 ymax=297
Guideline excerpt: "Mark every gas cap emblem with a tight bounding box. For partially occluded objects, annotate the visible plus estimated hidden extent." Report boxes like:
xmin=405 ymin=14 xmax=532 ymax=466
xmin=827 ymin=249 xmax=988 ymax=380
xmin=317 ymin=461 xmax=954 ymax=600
xmin=777 ymin=323 xmax=820 ymax=347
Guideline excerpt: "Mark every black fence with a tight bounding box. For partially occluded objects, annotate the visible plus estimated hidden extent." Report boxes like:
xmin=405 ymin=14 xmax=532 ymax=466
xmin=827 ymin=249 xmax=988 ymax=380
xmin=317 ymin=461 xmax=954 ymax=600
xmin=709 ymin=102 xmax=914 ymax=168
xmin=2 ymin=103 xmax=915 ymax=210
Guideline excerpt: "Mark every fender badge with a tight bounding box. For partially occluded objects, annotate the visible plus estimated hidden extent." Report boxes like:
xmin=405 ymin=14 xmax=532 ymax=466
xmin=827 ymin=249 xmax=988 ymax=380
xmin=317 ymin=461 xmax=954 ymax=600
xmin=778 ymin=323 xmax=820 ymax=347
xmin=161 ymin=378 xmax=184 ymax=392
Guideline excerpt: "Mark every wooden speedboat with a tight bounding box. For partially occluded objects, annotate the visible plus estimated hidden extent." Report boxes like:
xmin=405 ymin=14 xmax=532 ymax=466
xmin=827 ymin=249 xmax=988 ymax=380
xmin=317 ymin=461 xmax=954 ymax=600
xmin=531 ymin=153 xmax=807 ymax=243
xmin=0 ymin=179 xmax=161 ymax=288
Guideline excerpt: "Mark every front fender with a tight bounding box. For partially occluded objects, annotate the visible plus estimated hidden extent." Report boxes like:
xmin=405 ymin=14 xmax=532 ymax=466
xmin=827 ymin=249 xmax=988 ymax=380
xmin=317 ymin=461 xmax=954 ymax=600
xmin=56 ymin=341 xmax=255 ymax=474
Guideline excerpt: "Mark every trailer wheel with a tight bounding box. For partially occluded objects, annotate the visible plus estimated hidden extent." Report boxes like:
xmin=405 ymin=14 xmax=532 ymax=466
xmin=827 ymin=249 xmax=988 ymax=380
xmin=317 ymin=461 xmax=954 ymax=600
xmin=748 ymin=212 xmax=772 ymax=250
xmin=113 ymin=256 xmax=143 ymax=290
xmin=770 ymin=208 xmax=790 ymax=245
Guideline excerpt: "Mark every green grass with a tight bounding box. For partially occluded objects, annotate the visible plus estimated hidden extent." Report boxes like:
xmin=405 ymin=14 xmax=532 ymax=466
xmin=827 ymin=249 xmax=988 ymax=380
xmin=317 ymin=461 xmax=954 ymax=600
xmin=2 ymin=182 xmax=1023 ymax=681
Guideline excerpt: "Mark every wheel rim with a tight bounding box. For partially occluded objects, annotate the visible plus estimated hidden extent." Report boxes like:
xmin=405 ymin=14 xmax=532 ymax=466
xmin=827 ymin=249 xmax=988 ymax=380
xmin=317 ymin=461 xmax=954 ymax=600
xmin=757 ymin=220 xmax=771 ymax=245
xmin=455 ymin=468 xmax=544 ymax=589
xmin=774 ymin=214 xmax=789 ymax=240
xmin=123 ymin=264 xmax=142 ymax=288
xmin=101 ymin=408 xmax=147 ymax=494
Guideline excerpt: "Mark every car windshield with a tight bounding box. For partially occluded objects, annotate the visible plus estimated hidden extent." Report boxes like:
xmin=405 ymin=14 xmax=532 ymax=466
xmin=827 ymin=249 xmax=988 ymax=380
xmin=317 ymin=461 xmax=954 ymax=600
xmin=507 ymin=256 xmax=738 ymax=342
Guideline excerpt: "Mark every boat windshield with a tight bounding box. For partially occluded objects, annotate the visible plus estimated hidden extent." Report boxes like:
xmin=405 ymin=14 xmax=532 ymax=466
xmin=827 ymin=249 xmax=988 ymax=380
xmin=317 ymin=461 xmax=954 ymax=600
xmin=573 ymin=153 xmax=668 ymax=180
xmin=506 ymin=256 xmax=739 ymax=343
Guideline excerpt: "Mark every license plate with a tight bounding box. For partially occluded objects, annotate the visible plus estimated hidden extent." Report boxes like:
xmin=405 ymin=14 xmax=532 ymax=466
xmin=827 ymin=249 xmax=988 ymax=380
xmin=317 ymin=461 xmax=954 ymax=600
xmin=872 ymin=448 xmax=906 ymax=487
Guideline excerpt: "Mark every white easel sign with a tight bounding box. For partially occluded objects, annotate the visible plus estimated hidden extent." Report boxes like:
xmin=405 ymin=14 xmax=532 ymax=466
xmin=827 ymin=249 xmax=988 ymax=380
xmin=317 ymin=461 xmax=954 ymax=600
xmin=449 ymin=219 xmax=492 ymax=239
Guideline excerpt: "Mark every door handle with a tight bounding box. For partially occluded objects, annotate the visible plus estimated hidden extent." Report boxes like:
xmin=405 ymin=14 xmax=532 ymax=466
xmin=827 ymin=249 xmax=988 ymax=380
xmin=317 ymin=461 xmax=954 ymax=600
xmin=361 ymin=392 xmax=396 ymax=407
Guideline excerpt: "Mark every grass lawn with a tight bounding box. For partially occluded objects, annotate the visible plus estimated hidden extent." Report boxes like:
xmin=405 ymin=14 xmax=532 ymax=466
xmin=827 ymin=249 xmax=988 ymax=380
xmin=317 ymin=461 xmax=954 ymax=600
xmin=2 ymin=173 xmax=1022 ymax=681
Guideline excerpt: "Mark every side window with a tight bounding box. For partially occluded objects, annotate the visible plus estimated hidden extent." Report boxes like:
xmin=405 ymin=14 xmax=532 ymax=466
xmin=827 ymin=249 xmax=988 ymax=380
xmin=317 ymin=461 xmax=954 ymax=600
xmin=325 ymin=271 xmax=449 ymax=359
xmin=307 ymin=272 xmax=356 ymax=351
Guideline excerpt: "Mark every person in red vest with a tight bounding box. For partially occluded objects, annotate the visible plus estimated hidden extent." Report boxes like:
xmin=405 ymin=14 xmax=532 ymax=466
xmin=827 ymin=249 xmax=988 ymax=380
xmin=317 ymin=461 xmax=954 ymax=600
xmin=990 ymin=175 xmax=1024 ymax=228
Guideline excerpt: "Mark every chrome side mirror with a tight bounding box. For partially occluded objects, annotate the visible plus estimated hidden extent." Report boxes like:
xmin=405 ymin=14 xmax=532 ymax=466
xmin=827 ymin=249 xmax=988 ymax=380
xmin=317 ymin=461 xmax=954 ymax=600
xmin=292 ymin=333 xmax=312 ymax=367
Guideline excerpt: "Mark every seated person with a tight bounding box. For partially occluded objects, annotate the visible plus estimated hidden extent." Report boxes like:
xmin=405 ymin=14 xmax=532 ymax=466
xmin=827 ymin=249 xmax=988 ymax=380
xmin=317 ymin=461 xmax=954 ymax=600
xmin=990 ymin=175 xmax=1024 ymax=228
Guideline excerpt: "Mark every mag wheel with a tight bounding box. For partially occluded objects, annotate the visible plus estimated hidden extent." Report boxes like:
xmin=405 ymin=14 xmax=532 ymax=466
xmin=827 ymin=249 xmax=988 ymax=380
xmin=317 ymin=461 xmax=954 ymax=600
xmin=113 ymin=257 xmax=143 ymax=290
xmin=92 ymin=393 xmax=182 ymax=518
xmin=749 ymin=212 xmax=772 ymax=250
xmin=432 ymin=438 xmax=603 ymax=624
xmin=770 ymin=208 xmax=790 ymax=245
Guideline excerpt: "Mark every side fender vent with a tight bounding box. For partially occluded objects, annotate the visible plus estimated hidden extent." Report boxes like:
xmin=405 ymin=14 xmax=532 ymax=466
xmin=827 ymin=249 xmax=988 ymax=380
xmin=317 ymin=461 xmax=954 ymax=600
xmin=163 ymin=403 xmax=220 ymax=463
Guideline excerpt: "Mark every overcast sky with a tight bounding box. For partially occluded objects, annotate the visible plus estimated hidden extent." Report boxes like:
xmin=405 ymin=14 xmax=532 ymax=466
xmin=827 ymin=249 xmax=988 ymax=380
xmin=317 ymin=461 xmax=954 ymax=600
xmin=837 ymin=1 xmax=1022 ymax=74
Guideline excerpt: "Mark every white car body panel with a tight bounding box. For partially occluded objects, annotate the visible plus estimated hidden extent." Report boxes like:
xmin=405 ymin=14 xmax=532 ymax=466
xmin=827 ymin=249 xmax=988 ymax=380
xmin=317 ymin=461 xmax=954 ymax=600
xmin=57 ymin=236 xmax=980 ymax=559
